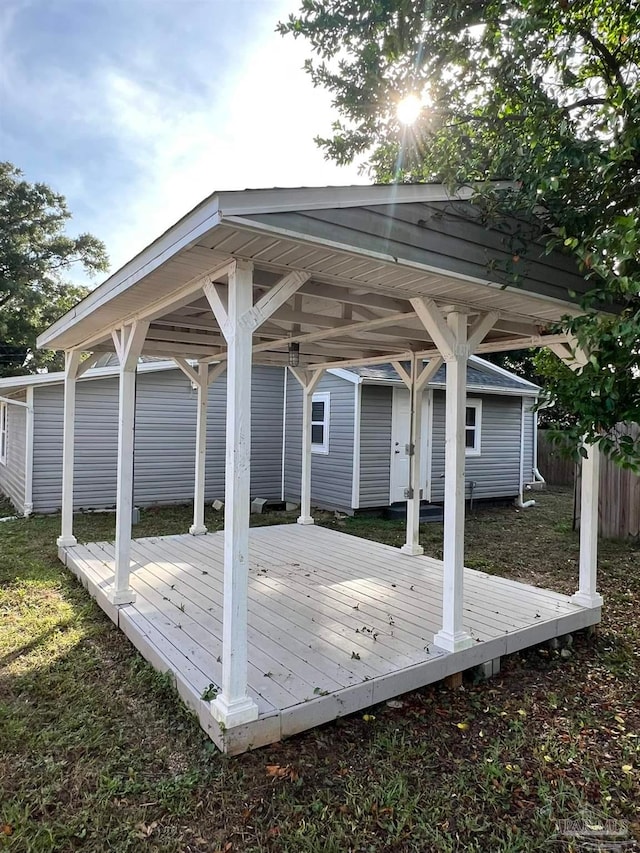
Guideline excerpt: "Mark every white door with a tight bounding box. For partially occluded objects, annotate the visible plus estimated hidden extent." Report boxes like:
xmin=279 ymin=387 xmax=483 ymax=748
xmin=390 ymin=388 xmax=412 ymax=502
xmin=389 ymin=387 xmax=430 ymax=503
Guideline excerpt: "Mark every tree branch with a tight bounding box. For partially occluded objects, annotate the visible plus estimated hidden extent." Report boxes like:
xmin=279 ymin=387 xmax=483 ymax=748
xmin=579 ymin=28 xmax=627 ymax=92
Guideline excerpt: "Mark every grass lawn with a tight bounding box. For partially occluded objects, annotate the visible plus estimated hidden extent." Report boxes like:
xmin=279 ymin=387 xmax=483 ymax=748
xmin=1 ymin=487 xmax=638 ymax=852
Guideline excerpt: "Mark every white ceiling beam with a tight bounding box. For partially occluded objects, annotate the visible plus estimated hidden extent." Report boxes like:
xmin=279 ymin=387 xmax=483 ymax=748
xmin=298 ymin=280 xmax=409 ymax=313
xmin=148 ymin=326 xmax=225 ymax=348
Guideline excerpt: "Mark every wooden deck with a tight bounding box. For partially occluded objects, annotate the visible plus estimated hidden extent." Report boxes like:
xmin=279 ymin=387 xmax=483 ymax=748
xmin=60 ymin=524 xmax=600 ymax=753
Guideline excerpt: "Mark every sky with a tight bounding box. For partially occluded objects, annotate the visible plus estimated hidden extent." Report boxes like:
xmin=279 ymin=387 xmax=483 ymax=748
xmin=0 ymin=0 xmax=364 ymax=281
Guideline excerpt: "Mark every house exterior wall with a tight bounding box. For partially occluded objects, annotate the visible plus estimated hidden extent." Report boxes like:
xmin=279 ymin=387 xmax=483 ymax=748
xmin=0 ymin=397 xmax=26 ymax=511
xmin=31 ymin=366 xmax=284 ymax=513
xmin=358 ymin=384 xmax=393 ymax=508
xmin=283 ymin=371 xmax=355 ymax=512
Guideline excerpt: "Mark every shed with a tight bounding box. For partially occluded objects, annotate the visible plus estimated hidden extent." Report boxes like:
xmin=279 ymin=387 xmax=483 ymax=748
xmin=284 ymin=356 xmax=541 ymax=514
xmin=0 ymin=361 xmax=284 ymax=515
xmin=0 ymin=354 xmax=539 ymax=516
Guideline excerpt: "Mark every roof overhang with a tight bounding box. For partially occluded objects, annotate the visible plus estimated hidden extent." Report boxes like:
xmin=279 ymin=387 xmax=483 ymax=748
xmin=36 ymin=182 xmax=598 ymax=369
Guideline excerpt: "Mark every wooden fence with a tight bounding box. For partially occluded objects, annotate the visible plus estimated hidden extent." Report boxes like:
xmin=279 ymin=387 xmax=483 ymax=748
xmin=537 ymin=431 xmax=576 ymax=486
xmin=538 ymin=427 xmax=640 ymax=539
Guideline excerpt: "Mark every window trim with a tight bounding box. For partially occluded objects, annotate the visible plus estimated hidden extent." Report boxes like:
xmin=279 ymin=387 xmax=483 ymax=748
xmin=465 ymin=398 xmax=482 ymax=457
xmin=311 ymin=391 xmax=330 ymax=455
xmin=0 ymin=402 xmax=7 ymax=466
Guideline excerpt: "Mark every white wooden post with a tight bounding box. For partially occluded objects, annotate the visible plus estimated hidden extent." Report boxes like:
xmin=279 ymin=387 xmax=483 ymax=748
xmin=434 ymin=311 xmax=473 ymax=651
xmin=400 ymin=355 xmax=444 ymax=556
xmin=208 ymin=260 xmax=259 ymax=726
xmin=299 ymin=384 xmax=315 ymax=525
xmin=190 ymin=361 xmax=209 ymax=535
xmin=57 ymin=350 xmax=82 ymax=548
xmin=289 ymin=368 xmax=324 ymax=526
xmin=402 ymin=372 xmax=424 ymax=555
xmin=412 ymin=299 xmax=483 ymax=653
xmin=108 ymin=321 xmax=148 ymax=606
xmin=201 ymin=264 xmax=310 ymax=728
xmin=548 ymin=342 xmax=603 ymax=610
xmin=572 ymin=444 xmax=604 ymax=608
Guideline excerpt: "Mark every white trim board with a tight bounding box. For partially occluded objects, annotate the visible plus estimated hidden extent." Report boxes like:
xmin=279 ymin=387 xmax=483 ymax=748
xmin=351 ymin=382 xmax=362 ymax=509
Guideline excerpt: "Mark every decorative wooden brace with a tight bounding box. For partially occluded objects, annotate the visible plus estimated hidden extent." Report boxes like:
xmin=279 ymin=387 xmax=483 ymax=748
xmin=548 ymin=340 xmax=603 ymax=610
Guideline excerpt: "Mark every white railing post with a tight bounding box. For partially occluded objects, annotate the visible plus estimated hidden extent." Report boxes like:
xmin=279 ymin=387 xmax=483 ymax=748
xmin=57 ymin=350 xmax=82 ymax=548
xmin=572 ymin=443 xmax=604 ymax=608
xmin=189 ymin=361 xmax=209 ymax=535
xmin=108 ymin=321 xmax=148 ymax=606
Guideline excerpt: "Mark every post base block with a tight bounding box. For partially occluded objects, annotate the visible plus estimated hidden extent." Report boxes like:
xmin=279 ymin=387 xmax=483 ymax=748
xmin=212 ymin=694 xmax=259 ymax=728
xmin=189 ymin=524 xmax=208 ymax=536
xmin=56 ymin=535 xmax=77 ymax=548
xmin=297 ymin=516 xmax=315 ymax=526
xmin=400 ymin=543 xmax=424 ymax=556
xmin=570 ymin=591 xmax=604 ymax=609
xmin=106 ymin=587 xmax=137 ymax=606
xmin=433 ymin=629 xmax=473 ymax=653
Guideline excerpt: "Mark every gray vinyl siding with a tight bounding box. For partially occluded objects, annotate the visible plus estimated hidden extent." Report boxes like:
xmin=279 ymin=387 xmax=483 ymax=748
xmin=31 ymin=366 xmax=284 ymax=513
xmin=358 ymin=384 xmax=393 ymax=507
xmin=430 ymin=391 xmax=523 ymax=501
xmin=0 ymin=399 xmax=26 ymax=511
xmin=283 ymin=371 xmax=354 ymax=511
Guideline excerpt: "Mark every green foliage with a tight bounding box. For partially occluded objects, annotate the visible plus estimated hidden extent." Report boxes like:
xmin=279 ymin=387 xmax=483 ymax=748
xmin=280 ymin=0 xmax=640 ymax=467
xmin=0 ymin=162 xmax=108 ymax=376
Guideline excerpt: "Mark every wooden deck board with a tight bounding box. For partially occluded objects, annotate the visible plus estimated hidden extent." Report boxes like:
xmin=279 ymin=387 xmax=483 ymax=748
xmin=62 ymin=523 xmax=600 ymax=754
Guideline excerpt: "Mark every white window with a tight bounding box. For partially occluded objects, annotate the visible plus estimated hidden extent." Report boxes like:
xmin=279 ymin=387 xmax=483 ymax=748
xmin=0 ymin=403 xmax=7 ymax=465
xmin=465 ymin=399 xmax=482 ymax=456
xmin=311 ymin=392 xmax=330 ymax=454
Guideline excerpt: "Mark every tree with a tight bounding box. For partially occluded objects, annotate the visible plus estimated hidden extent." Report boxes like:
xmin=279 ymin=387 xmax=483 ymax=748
xmin=280 ymin=0 xmax=640 ymax=468
xmin=0 ymin=162 xmax=108 ymax=376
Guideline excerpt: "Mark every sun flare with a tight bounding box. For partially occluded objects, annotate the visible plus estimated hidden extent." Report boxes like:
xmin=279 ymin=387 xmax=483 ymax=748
xmin=397 ymin=94 xmax=422 ymax=125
